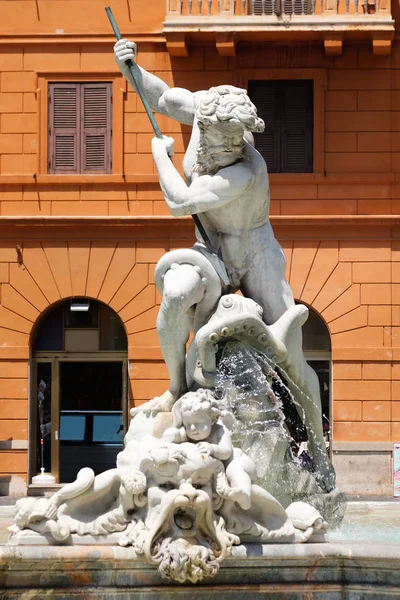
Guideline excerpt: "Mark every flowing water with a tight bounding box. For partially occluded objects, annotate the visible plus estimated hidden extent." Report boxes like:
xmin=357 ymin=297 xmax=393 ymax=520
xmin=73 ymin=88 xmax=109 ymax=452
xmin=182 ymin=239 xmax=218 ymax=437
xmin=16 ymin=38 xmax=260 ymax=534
xmin=215 ymin=339 xmax=346 ymax=525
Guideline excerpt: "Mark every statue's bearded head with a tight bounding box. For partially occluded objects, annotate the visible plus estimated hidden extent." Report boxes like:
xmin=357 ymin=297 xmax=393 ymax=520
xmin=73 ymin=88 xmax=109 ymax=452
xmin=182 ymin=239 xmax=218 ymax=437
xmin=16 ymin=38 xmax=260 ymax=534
xmin=195 ymin=85 xmax=265 ymax=175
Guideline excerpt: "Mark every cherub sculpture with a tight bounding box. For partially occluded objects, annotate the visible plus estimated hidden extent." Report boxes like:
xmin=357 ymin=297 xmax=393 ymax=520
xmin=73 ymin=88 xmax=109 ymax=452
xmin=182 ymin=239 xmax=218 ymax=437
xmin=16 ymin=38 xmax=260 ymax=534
xmin=163 ymin=389 xmax=254 ymax=510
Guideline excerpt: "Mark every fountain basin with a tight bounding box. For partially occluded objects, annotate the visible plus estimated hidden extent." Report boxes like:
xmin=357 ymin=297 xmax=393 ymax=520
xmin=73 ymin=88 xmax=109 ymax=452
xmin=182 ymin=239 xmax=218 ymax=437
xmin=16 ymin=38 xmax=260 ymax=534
xmin=1 ymin=541 xmax=400 ymax=599
xmin=328 ymin=500 xmax=400 ymax=543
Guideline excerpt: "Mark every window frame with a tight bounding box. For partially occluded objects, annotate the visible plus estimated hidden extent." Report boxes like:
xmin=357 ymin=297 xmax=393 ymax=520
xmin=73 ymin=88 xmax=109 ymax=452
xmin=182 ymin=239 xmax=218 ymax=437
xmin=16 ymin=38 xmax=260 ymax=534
xmin=37 ymin=72 xmax=126 ymax=182
xmin=237 ymin=69 xmax=326 ymax=179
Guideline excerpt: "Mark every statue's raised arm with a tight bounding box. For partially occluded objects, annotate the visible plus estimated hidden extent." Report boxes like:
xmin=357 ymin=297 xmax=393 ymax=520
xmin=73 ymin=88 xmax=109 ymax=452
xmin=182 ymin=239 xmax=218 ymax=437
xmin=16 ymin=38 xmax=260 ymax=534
xmin=114 ymin=39 xmax=197 ymax=126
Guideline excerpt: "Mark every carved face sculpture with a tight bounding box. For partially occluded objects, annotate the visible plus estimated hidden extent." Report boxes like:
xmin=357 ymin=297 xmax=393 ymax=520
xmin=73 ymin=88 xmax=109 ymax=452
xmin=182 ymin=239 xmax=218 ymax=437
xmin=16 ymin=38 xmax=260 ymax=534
xmin=197 ymin=120 xmax=246 ymax=171
xmin=142 ymin=479 xmax=239 ymax=583
xmin=181 ymin=407 xmax=213 ymax=441
xmin=137 ymin=444 xmax=239 ymax=583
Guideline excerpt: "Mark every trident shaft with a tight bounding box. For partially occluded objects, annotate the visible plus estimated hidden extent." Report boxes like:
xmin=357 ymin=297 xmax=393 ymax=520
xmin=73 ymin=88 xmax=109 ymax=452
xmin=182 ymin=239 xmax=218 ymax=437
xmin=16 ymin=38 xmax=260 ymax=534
xmin=105 ymin=6 xmax=230 ymax=286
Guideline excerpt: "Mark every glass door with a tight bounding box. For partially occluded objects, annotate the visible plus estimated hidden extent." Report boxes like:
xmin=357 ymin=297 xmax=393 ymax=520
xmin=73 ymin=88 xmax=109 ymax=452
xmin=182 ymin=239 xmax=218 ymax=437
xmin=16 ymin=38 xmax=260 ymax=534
xmin=59 ymin=361 xmax=124 ymax=483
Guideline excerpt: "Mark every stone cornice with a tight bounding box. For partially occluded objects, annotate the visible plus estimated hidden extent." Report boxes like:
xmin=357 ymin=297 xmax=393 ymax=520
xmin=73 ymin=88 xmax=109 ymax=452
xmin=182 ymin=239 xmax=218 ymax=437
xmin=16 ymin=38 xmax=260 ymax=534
xmin=0 ymin=32 xmax=165 ymax=46
xmin=1 ymin=215 xmax=400 ymax=228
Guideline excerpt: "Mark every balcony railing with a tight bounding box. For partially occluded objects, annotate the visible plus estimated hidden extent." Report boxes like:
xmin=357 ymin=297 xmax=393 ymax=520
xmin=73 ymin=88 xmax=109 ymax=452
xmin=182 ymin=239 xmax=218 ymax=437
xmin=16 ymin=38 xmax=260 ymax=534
xmin=166 ymin=0 xmax=388 ymax=17
xmin=164 ymin=0 xmax=394 ymax=55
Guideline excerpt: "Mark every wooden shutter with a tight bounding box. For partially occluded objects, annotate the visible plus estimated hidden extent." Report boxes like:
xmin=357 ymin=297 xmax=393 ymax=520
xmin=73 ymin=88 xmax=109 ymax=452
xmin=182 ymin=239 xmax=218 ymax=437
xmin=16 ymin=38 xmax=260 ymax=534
xmin=249 ymin=79 xmax=313 ymax=173
xmin=48 ymin=83 xmax=79 ymax=174
xmin=281 ymin=81 xmax=313 ymax=173
xmin=81 ymin=83 xmax=112 ymax=174
xmin=253 ymin=0 xmax=310 ymax=14
xmin=248 ymin=80 xmax=280 ymax=173
xmin=48 ymin=82 xmax=112 ymax=174
xmin=253 ymin=0 xmax=276 ymax=15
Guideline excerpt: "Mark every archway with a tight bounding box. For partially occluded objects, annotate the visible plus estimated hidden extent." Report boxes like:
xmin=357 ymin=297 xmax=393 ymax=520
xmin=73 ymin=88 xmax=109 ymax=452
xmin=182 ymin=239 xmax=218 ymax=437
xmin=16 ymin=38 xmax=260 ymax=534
xmin=302 ymin=303 xmax=331 ymax=450
xmin=277 ymin=303 xmax=332 ymax=455
xmin=30 ymin=298 xmax=128 ymax=484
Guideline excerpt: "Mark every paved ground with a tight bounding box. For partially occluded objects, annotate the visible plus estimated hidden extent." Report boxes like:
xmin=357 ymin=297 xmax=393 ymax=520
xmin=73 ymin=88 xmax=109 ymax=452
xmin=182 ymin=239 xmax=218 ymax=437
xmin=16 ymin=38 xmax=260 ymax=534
xmin=0 ymin=505 xmax=15 ymax=544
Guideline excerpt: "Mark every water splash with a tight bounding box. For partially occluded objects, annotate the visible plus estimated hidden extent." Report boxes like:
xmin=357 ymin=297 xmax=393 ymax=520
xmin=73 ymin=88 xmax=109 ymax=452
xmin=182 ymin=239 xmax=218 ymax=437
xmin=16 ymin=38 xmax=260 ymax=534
xmin=214 ymin=339 xmax=346 ymax=525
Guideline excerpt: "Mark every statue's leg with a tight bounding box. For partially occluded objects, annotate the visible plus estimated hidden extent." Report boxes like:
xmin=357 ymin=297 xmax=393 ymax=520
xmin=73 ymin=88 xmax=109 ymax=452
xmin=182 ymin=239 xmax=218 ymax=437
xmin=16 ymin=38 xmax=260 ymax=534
xmin=241 ymin=243 xmax=335 ymax=492
xmin=154 ymin=263 xmax=206 ymax=409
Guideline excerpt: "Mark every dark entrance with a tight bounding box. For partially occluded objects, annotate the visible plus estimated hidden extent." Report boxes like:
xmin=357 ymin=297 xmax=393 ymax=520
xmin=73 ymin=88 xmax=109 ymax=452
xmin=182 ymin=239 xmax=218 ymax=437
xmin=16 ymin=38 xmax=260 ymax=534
xmin=31 ymin=299 xmax=128 ymax=485
xmin=59 ymin=361 xmax=124 ymax=483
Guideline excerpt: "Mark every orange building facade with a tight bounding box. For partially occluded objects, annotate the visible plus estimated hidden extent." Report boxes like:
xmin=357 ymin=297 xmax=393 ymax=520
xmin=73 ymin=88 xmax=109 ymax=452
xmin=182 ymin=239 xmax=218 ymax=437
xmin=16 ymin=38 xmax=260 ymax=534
xmin=1 ymin=0 xmax=400 ymax=496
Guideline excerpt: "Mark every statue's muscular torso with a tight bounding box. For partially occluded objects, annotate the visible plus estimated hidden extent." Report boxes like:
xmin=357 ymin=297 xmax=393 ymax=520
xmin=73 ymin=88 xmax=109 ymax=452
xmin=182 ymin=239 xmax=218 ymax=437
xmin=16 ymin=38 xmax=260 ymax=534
xmin=181 ymin=109 xmax=274 ymax=273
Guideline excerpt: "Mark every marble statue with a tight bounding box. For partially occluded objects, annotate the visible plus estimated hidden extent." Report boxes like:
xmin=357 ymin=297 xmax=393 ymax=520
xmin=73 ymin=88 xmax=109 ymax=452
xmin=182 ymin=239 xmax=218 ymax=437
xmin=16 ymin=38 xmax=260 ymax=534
xmin=9 ymin=393 xmax=328 ymax=583
xmin=8 ymin=36 xmax=345 ymax=585
xmin=114 ymin=38 xmax=335 ymax=493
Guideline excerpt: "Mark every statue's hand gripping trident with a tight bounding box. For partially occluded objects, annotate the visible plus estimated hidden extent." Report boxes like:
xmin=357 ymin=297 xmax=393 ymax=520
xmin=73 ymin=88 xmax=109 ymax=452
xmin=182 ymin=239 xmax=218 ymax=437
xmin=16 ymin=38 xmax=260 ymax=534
xmin=106 ymin=7 xmax=230 ymax=286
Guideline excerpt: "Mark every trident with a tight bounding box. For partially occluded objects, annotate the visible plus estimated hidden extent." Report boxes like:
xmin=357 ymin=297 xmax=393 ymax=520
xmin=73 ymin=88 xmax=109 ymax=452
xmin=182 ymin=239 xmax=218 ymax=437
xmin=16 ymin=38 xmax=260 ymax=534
xmin=105 ymin=6 xmax=230 ymax=286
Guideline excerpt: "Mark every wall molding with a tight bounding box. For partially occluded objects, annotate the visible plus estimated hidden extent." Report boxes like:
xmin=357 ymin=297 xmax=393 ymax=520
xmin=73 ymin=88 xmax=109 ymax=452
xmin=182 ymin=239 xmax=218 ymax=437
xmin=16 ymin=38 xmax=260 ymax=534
xmin=333 ymin=442 xmax=394 ymax=452
xmin=0 ymin=440 xmax=28 ymax=450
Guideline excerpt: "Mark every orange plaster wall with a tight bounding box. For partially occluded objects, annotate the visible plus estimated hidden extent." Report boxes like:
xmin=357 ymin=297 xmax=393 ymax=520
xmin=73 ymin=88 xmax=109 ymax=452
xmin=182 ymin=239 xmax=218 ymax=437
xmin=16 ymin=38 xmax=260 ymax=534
xmin=1 ymin=232 xmax=400 ymax=465
xmin=0 ymin=1 xmax=165 ymax=35
xmin=2 ymin=1 xmax=400 ymax=488
xmin=2 ymin=41 xmax=400 ymax=215
xmin=0 ymin=234 xmax=174 ymax=432
xmin=284 ymin=236 xmax=400 ymax=444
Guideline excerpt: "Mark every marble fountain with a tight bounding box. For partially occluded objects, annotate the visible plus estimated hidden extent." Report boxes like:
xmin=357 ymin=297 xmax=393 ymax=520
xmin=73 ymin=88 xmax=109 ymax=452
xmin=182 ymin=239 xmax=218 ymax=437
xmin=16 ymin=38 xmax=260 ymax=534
xmin=1 ymin=33 xmax=400 ymax=600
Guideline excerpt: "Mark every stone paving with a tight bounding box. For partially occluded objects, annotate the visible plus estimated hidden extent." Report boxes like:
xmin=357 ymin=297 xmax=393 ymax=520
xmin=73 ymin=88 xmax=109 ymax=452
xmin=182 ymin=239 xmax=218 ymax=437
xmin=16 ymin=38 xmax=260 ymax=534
xmin=0 ymin=506 xmax=14 ymax=544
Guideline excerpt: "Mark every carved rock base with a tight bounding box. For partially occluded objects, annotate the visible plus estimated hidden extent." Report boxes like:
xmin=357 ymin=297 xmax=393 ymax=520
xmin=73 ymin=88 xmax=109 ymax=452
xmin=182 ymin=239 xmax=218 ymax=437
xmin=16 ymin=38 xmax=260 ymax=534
xmin=2 ymin=542 xmax=400 ymax=599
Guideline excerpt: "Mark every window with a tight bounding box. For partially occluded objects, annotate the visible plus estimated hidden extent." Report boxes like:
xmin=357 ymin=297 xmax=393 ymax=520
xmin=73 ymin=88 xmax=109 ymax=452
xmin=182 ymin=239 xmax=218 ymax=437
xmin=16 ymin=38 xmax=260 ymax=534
xmin=253 ymin=0 xmax=313 ymax=15
xmin=248 ymin=79 xmax=313 ymax=173
xmin=48 ymin=82 xmax=112 ymax=174
xmin=32 ymin=299 xmax=127 ymax=352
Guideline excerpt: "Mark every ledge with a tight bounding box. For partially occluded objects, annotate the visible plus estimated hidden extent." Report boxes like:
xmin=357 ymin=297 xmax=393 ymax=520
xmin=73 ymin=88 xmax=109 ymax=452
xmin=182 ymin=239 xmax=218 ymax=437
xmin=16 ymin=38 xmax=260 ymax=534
xmin=0 ymin=32 xmax=165 ymax=46
xmin=2 ymin=172 xmax=400 ymax=186
xmin=2 ymin=215 xmax=400 ymax=228
xmin=0 ymin=441 xmax=28 ymax=451
xmin=164 ymin=15 xmax=394 ymax=31
xmin=164 ymin=16 xmax=394 ymax=55
xmin=1 ymin=542 xmax=400 ymax=597
xmin=332 ymin=442 xmax=394 ymax=452
xmin=0 ymin=174 xmax=160 ymax=185
xmin=0 ymin=215 xmax=191 ymax=228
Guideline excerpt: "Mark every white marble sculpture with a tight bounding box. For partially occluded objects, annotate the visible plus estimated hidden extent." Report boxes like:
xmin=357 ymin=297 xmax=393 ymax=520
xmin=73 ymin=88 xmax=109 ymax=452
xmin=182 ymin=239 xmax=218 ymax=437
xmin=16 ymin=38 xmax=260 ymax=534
xmin=9 ymin=392 xmax=327 ymax=583
xmin=8 ymin=38 xmax=343 ymax=584
xmin=114 ymin=38 xmax=335 ymax=493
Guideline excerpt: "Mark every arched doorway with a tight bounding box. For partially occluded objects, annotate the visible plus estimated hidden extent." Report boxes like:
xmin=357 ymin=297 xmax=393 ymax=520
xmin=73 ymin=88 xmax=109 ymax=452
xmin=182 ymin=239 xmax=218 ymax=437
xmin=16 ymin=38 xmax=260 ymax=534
xmin=302 ymin=304 xmax=332 ymax=450
xmin=30 ymin=298 xmax=128 ymax=484
xmin=277 ymin=303 xmax=332 ymax=455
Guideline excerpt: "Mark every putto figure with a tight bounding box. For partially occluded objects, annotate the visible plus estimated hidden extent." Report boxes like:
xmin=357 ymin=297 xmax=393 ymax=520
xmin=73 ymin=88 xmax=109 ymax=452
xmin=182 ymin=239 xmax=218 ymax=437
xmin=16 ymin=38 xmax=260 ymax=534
xmin=114 ymin=39 xmax=335 ymax=492
xmin=163 ymin=389 xmax=234 ymax=460
xmin=163 ymin=389 xmax=254 ymax=510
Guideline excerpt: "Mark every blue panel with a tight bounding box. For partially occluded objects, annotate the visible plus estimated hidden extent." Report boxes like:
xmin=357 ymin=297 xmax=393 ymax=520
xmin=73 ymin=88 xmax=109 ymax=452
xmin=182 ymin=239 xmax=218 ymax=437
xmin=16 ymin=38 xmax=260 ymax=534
xmin=60 ymin=415 xmax=86 ymax=441
xmin=92 ymin=413 xmax=123 ymax=443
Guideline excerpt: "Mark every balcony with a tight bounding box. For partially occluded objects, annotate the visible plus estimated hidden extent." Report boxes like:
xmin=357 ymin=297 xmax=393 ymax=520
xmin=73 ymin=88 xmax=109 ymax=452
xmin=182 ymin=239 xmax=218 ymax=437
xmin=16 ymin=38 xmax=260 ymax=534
xmin=163 ymin=0 xmax=394 ymax=56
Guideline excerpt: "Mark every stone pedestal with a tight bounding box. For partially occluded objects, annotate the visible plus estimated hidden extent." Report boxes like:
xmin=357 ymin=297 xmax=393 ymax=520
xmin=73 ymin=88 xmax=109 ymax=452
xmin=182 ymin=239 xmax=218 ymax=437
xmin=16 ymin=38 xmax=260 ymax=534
xmin=1 ymin=542 xmax=400 ymax=599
